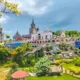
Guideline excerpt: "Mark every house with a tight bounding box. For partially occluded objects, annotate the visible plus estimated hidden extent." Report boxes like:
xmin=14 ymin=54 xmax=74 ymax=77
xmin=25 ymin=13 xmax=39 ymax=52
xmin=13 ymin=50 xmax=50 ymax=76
xmin=60 ymin=31 xmax=66 ymax=38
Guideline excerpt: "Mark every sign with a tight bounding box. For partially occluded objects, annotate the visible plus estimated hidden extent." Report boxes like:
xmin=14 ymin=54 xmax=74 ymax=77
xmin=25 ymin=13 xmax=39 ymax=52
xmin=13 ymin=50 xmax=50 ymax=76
xmin=75 ymin=42 xmax=80 ymax=48
xmin=5 ymin=42 xmax=22 ymax=47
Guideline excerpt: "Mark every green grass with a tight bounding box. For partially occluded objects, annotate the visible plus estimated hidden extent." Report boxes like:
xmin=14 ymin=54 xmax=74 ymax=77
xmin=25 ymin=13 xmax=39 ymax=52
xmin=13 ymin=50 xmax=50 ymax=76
xmin=27 ymin=74 xmax=80 ymax=80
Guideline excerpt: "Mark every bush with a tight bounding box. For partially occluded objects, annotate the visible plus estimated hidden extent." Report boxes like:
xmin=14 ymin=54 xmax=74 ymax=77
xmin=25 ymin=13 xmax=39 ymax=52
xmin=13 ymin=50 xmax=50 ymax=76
xmin=74 ymin=58 xmax=80 ymax=67
xmin=34 ymin=56 xmax=51 ymax=76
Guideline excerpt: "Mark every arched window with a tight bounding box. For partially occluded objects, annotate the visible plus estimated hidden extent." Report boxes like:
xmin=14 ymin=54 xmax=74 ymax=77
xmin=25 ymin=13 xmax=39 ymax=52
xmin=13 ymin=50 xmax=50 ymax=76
xmin=52 ymin=40 xmax=55 ymax=42
xmin=38 ymin=34 xmax=41 ymax=39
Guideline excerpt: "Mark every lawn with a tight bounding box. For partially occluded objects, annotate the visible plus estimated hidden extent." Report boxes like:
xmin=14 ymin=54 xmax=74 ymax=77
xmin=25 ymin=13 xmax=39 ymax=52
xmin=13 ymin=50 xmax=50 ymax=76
xmin=27 ymin=74 xmax=80 ymax=80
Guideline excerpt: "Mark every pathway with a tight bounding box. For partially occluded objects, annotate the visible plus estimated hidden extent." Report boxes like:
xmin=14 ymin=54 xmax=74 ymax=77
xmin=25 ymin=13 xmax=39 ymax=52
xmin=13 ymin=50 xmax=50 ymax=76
xmin=23 ymin=44 xmax=46 ymax=57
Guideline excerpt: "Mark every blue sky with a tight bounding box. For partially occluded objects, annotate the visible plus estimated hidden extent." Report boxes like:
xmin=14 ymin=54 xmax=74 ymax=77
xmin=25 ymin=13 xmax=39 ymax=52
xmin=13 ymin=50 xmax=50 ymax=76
xmin=0 ymin=0 xmax=80 ymax=37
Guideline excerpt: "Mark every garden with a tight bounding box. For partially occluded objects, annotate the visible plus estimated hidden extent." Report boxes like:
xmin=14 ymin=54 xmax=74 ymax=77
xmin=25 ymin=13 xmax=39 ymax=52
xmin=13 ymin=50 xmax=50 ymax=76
xmin=0 ymin=42 xmax=80 ymax=80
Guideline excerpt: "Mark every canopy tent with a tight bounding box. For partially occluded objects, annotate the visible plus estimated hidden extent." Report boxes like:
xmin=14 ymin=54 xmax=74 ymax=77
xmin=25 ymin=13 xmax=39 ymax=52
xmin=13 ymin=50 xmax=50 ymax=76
xmin=11 ymin=70 xmax=29 ymax=79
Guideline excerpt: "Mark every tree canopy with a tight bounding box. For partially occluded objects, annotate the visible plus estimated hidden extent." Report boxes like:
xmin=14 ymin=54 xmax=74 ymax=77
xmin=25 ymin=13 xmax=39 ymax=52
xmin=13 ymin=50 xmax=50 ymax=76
xmin=53 ymin=30 xmax=80 ymax=37
xmin=0 ymin=47 xmax=11 ymax=64
xmin=65 ymin=30 xmax=80 ymax=37
xmin=13 ymin=43 xmax=33 ymax=66
xmin=52 ymin=30 xmax=62 ymax=36
xmin=0 ymin=0 xmax=22 ymax=17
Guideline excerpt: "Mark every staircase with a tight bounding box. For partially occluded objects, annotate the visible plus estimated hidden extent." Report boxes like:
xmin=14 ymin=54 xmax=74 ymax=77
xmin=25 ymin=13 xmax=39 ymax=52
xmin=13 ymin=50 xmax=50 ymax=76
xmin=23 ymin=44 xmax=46 ymax=57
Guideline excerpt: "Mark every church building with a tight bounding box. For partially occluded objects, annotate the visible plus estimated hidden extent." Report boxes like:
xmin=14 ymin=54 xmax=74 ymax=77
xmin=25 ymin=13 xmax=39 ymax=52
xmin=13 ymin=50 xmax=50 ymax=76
xmin=13 ymin=19 xmax=53 ymax=42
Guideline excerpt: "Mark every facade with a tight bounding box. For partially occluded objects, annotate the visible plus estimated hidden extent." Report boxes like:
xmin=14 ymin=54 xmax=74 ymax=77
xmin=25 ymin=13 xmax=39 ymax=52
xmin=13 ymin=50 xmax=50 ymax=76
xmin=31 ymin=30 xmax=52 ymax=41
xmin=0 ymin=26 xmax=4 ymax=43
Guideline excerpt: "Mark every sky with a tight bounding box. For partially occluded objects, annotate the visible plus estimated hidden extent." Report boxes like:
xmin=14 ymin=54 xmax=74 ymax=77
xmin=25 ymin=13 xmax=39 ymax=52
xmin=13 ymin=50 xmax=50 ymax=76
xmin=0 ymin=0 xmax=80 ymax=37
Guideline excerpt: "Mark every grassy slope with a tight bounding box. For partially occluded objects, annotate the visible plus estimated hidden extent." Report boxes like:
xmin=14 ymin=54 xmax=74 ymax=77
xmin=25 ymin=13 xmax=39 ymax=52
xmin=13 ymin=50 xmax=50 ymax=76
xmin=27 ymin=74 xmax=80 ymax=80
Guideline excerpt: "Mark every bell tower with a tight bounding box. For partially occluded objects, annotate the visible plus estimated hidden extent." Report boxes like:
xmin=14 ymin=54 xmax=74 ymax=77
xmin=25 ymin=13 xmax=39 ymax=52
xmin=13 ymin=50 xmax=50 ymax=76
xmin=29 ymin=18 xmax=36 ymax=34
xmin=29 ymin=18 xmax=39 ymax=34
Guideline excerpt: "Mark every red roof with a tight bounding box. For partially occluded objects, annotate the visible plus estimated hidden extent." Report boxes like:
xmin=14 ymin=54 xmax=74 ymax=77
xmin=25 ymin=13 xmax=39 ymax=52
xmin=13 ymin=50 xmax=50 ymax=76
xmin=11 ymin=70 xmax=29 ymax=79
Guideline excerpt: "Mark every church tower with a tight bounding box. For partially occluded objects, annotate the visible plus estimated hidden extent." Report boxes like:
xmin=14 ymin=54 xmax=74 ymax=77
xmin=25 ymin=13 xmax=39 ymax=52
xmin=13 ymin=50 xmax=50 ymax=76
xmin=29 ymin=19 xmax=39 ymax=34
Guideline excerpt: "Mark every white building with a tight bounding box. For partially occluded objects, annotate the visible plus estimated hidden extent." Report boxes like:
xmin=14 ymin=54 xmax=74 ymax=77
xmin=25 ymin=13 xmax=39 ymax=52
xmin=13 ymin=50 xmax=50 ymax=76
xmin=31 ymin=28 xmax=53 ymax=41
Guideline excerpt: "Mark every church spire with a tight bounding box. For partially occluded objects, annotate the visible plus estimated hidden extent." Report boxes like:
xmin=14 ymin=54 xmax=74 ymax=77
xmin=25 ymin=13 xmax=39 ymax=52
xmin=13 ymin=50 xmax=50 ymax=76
xmin=31 ymin=18 xmax=35 ymax=28
xmin=32 ymin=18 xmax=34 ymax=24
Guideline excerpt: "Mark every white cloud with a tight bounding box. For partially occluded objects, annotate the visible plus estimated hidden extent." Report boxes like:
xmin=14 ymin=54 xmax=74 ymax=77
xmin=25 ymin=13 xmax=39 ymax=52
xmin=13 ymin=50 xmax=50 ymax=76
xmin=0 ymin=14 xmax=9 ymax=24
xmin=8 ymin=0 xmax=53 ymax=15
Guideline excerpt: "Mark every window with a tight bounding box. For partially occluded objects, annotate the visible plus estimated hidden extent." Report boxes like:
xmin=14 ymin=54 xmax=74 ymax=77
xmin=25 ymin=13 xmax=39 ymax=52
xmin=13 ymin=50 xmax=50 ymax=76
xmin=48 ymin=40 xmax=50 ymax=43
xmin=38 ymin=34 xmax=41 ymax=39
xmin=52 ymin=40 xmax=55 ymax=42
xmin=45 ymin=35 xmax=47 ymax=39
xmin=42 ymin=36 xmax=43 ymax=39
xmin=46 ymin=41 xmax=47 ymax=43
xmin=40 ymin=41 xmax=41 ymax=43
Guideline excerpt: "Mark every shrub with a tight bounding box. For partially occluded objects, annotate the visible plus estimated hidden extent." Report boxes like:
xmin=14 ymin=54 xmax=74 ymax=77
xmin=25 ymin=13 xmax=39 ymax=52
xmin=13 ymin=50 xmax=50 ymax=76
xmin=34 ymin=56 xmax=51 ymax=76
xmin=75 ymin=58 xmax=80 ymax=67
